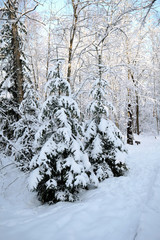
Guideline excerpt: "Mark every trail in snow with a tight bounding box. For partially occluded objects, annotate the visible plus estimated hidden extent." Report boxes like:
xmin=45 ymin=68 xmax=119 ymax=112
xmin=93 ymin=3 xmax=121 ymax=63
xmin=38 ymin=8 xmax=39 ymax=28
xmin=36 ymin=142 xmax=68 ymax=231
xmin=0 ymin=135 xmax=160 ymax=240
xmin=134 ymin=138 xmax=160 ymax=240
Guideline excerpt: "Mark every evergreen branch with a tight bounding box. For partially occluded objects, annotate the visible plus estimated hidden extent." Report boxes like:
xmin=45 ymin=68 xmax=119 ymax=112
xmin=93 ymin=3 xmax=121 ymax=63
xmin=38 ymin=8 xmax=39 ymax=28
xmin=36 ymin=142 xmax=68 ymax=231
xmin=0 ymin=132 xmax=30 ymax=163
xmin=0 ymin=8 xmax=6 ymax=12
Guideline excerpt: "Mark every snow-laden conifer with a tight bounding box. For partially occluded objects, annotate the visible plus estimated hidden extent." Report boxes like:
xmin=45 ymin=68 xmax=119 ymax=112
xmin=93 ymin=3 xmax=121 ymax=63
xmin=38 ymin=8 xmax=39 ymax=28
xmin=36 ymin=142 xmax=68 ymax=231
xmin=84 ymin=77 xmax=127 ymax=181
xmin=12 ymin=83 xmax=40 ymax=171
xmin=29 ymin=65 xmax=98 ymax=203
xmin=0 ymin=1 xmax=29 ymax=153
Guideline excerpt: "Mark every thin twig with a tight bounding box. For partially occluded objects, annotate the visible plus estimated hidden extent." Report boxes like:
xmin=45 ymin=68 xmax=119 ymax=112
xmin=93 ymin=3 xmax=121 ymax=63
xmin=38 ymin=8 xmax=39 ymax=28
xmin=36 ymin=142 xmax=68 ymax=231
xmin=0 ymin=163 xmax=15 ymax=171
xmin=4 ymin=177 xmax=19 ymax=190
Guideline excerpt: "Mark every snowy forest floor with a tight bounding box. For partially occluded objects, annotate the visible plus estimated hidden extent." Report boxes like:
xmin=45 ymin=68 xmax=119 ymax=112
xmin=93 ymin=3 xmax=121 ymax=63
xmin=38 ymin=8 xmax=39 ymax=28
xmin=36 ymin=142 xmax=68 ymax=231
xmin=0 ymin=135 xmax=160 ymax=240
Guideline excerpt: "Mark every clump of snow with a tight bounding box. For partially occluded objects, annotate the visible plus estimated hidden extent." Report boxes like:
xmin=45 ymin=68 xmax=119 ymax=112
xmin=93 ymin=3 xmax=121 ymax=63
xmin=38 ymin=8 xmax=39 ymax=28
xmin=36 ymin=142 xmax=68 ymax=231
xmin=28 ymin=168 xmax=43 ymax=190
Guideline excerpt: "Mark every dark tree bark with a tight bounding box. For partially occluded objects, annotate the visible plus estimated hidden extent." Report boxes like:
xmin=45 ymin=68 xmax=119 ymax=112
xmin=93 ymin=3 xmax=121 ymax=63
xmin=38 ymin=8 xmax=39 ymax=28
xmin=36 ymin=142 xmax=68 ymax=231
xmin=67 ymin=0 xmax=78 ymax=89
xmin=9 ymin=0 xmax=24 ymax=104
xmin=136 ymin=94 xmax=140 ymax=135
xmin=127 ymin=102 xmax=134 ymax=145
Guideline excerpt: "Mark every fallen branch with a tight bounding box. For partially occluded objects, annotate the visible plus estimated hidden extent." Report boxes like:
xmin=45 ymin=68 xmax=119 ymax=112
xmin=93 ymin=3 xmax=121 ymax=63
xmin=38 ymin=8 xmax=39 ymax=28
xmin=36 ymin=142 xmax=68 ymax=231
xmin=4 ymin=177 xmax=19 ymax=190
xmin=0 ymin=163 xmax=15 ymax=171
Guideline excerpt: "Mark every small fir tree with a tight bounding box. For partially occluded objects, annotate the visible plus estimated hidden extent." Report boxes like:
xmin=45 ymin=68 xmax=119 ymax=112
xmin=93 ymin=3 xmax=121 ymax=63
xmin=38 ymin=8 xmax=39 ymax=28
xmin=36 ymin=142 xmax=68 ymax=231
xmin=12 ymin=83 xmax=40 ymax=171
xmin=84 ymin=76 xmax=127 ymax=182
xmin=29 ymin=65 xmax=98 ymax=203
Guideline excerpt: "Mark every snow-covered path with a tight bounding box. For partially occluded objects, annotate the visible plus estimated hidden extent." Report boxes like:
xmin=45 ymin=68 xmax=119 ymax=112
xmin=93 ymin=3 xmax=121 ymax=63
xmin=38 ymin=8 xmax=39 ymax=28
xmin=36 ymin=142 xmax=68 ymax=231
xmin=0 ymin=135 xmax=160 ymax=240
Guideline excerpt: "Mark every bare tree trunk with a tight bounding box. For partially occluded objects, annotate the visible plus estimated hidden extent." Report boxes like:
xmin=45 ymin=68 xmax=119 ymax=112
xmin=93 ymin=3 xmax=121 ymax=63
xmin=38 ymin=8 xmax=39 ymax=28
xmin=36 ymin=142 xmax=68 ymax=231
xmin=12 ymin=24 xmax=24 ymax=103
xmin=98 ymin=53 xmax=102 ymax=80
xmin=9 ymin=1 xmax=24 ymax=104
xmin=30 ymin=50 xmax=38 ymax=90
xmin=153 ymin=76 xmax=159 ymax=135
xmin=156 ymin=110 xmax=159 ymax=135
xmin=136 ymin=94 xmax=140 ymax=135
xmin=126 ymin=37 xmax=134 ymax=145
xmin=46 ymin=4 xmax=52 ymax=81
xmin=46 ymin=29 xmax=51 ymax=80
xmin=126 ymin=70 xmax=134 ymax=145
xmin=67 ymin=0 xmax=78 ymax=90
xmin=127 ymin=100 xmax=134 ymax=145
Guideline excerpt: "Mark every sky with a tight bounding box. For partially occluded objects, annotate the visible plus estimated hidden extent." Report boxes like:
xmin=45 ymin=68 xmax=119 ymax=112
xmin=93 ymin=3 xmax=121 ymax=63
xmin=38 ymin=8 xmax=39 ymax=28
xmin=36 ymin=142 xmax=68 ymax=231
xmin=37 ymin=0 xmax=71 ymax=15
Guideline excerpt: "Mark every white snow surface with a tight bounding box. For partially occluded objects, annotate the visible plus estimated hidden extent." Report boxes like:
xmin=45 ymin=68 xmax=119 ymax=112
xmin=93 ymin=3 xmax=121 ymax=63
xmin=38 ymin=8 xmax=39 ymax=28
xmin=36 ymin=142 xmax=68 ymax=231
xmin=0 ymin=135 xmax=160 ymax=240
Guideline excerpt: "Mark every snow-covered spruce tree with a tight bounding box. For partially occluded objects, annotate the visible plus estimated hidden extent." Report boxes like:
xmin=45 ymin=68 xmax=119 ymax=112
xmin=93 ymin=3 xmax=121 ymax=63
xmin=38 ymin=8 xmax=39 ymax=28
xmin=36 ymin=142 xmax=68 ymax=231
xmin=84 ymin=76 xmax=128 ymax=182
xmin=29 ymin=65 xmax=98 ymax=203
xmin=0 ymin=0 xmax=28 ymax=153
xmin=12 ymin=83 xmax=40 ymax=171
